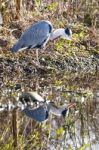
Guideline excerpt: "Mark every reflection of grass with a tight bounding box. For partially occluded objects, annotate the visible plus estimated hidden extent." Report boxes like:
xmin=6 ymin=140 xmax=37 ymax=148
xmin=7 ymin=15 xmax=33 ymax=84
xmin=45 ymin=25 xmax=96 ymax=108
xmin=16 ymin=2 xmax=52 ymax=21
xmin=78 ymin=143 xmax=91 ymax=150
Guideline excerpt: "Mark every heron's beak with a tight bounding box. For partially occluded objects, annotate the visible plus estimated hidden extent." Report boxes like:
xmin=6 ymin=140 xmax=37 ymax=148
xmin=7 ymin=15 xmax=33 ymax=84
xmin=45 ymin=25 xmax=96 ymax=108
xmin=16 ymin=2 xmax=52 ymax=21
xmin=71 ymin=37 xmax=79 ymax=43
xmin=67 ymin=103 xmax=76 ymax=109
xmin=62 ymin=35 xmax=72 ymax=40
xmin=66 ymin=36 xmax=72 ymax=41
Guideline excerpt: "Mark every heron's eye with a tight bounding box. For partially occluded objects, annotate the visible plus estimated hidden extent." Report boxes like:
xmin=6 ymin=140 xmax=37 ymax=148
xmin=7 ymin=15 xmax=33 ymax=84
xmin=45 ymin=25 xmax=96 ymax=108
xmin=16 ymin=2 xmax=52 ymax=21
xmin=65 ymin=28 xmax=70 ymax=36
xmin=62 ymin=108 xmax=68 ymax=117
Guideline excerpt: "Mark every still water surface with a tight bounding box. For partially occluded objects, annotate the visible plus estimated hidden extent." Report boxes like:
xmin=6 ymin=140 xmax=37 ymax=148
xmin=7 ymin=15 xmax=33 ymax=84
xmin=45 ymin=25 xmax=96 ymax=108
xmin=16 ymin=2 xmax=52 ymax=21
xmin=0 ymin=72 xmax=99 ymax=150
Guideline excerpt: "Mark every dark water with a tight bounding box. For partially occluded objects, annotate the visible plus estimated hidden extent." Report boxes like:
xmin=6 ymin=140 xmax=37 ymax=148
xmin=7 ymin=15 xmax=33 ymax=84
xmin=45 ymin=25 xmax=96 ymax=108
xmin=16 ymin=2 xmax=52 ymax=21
xmin=0 ymin=72 xmax=99 ymax=150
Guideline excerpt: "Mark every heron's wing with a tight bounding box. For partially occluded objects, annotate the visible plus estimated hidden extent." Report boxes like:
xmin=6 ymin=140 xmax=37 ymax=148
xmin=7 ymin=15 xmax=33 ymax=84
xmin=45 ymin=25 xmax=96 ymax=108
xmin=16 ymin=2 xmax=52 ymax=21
xmin=22 ymin=21 xmax=52 ymax=47
xmin=11 ymin=21 xmax=53 ymax=52
xmin=23 ymin=105 xmax=49 ymax=122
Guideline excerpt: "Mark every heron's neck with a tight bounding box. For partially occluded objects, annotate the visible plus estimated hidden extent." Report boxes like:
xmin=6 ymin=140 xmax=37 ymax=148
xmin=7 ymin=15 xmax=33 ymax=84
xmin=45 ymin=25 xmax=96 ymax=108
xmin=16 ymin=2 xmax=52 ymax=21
xmin=48 ymin=103 xmax=66 ymax=117
xmin=50 ymin=28 xmax=65 ymax=40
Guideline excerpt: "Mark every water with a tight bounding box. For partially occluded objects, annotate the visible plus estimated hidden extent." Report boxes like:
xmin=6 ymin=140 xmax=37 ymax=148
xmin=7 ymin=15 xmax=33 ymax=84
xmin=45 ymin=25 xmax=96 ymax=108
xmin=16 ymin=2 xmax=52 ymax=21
xmin=0 ymin=71 xmax=99 ymax=150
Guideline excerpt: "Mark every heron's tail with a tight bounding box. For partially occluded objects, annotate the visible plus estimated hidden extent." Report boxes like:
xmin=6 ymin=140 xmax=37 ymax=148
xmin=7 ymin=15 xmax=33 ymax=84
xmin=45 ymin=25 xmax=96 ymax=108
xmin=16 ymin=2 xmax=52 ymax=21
xmin=10 ymin=40 xmax=25 ymax=52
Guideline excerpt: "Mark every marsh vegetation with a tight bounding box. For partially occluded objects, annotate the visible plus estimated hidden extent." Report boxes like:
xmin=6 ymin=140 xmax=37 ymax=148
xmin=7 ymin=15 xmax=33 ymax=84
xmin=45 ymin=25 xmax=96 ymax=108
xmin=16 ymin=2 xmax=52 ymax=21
xmin=0 ymin=0 xmax=99 ymax=149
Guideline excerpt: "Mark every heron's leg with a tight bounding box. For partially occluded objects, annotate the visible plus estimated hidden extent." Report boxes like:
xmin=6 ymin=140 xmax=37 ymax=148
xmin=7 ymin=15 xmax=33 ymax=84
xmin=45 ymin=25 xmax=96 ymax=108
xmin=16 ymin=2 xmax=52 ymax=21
xmin=41 ymin=36 xmax=50 ymax=49
xmin=36 ymin=49 xmax=39 ymax=64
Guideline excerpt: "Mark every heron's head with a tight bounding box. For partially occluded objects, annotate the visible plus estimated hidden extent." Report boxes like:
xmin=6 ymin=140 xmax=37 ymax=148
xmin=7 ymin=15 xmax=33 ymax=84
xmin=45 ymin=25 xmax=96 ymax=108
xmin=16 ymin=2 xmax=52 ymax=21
xmin=62 ymin=28 xmax=72 ymax=40
xmin=61 ymin=102 xmax=76 ymax=117
xmin=61 ymin=108 xmax=68 ymax=117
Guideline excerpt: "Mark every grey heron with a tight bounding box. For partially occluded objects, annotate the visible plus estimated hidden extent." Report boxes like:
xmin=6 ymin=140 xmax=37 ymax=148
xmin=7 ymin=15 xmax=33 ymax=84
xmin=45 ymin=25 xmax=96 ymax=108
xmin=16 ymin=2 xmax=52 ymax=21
xmin=20 ymin=92 xmax=76 ymax=122
xmin=23 ymin=101 xmax=76 ymax=122
xmin=11 ymin=20 xmax=72 ymax=63
xmin=0 ymin=91 xmax=76 ymax=122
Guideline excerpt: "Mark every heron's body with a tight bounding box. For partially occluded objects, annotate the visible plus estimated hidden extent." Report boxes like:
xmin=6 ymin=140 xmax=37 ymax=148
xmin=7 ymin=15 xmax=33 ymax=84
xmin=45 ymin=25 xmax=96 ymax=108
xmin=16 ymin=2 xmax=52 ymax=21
xmin=23 ymin=101 xmax=75 ymax=122
xmin=23 ymin=105 xmax=49 ymax=122
xmin=11 ymin=20 xmax=72 ymax=52
xmin=11 ymin=21 xmax=53 ymax=52
xmin=19 ymin=92 xmax=75 ymax=122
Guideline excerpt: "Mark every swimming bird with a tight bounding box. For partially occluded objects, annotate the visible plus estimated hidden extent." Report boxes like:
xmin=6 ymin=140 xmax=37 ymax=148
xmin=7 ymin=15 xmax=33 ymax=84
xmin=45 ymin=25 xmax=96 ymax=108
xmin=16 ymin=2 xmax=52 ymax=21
xmin=11 ymin=20 xmax=72 ymax=62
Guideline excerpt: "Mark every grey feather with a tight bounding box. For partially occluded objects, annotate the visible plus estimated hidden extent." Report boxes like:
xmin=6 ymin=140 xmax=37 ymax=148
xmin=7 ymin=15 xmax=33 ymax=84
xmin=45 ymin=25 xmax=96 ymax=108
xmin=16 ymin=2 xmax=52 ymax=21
xmin=23 ymin=105 xmax=49 ymax=122
xmin=11 ymin=21 xmax=53 ymax=52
